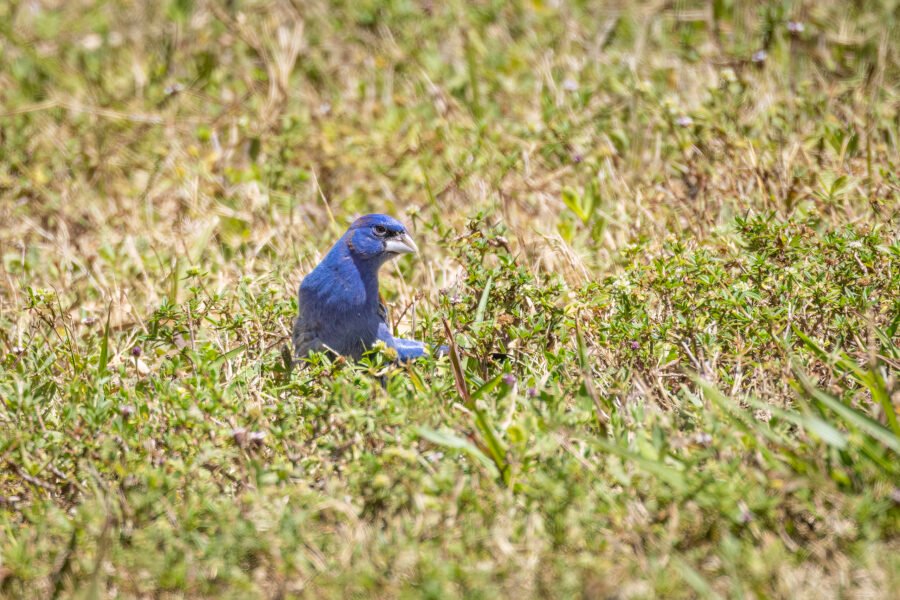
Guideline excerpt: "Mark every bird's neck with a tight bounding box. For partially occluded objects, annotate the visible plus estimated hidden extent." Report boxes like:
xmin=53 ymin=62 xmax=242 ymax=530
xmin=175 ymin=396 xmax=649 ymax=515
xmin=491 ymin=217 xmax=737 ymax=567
xmin=351 ymin=255 xmax=383 ymax=297
xmin=320 ymin=241 xmax=384 ymax=307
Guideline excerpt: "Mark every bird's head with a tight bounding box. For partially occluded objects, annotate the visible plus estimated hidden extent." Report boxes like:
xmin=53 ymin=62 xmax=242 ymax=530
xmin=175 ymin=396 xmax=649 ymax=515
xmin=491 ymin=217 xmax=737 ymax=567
xmin=344 ymin=214 xmax=418 ymax=263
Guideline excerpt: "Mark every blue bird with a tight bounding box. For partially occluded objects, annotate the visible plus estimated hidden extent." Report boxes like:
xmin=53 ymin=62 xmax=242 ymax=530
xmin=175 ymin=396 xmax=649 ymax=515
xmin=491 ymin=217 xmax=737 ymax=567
xmin=293 ymin=214 xmax=432 ymax=362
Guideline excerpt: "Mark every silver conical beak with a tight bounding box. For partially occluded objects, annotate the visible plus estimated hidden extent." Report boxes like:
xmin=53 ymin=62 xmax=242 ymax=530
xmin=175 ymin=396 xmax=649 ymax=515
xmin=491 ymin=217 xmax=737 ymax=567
xmin=384 ymin=232 xmax=418 ymax=255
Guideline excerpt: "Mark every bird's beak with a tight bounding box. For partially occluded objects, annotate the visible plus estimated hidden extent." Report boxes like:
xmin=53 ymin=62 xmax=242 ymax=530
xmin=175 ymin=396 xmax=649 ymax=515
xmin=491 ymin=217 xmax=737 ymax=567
xmin=384 ymin=232 xmax=418 ymax=255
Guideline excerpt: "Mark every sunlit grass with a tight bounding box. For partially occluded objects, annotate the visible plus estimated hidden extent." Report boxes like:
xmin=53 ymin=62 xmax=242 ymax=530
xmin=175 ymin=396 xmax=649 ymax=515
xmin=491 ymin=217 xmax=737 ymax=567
xmin=1 ymin=0 xmax=898 ymax=597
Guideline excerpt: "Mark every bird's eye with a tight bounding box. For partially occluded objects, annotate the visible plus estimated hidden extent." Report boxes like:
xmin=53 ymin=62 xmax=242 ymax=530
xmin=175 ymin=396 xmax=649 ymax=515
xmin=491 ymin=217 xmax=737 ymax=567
xmin=373 ymin=225 xmax=387 ymax=236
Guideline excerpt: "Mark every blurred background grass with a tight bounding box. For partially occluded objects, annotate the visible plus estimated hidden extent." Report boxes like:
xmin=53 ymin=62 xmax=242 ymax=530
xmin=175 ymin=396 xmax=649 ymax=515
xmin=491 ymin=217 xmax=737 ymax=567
xmin=1 ymin=0 xmax=898 ymax=598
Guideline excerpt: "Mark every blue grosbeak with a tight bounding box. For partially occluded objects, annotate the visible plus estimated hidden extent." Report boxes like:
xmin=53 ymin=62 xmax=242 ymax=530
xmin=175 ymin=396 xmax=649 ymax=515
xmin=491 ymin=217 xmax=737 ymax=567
xmin=293 ymin=214 xmax=432 ymax=362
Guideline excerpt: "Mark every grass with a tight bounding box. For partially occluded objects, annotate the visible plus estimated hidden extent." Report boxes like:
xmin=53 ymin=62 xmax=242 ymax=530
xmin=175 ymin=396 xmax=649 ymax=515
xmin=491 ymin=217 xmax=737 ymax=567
xmin=1 ymin=0 xmax=899 ymax=597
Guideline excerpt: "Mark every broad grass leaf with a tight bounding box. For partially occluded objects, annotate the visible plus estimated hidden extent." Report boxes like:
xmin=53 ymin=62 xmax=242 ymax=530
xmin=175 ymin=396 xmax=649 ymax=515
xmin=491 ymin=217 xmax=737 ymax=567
xmin=415 ymin=427 xmax=499 ymax=478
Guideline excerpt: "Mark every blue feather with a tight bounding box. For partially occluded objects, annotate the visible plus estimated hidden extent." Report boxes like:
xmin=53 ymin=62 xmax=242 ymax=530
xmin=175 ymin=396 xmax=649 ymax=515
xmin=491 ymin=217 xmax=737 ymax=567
xmin=293 ymin=214 xmax=437 ymax=362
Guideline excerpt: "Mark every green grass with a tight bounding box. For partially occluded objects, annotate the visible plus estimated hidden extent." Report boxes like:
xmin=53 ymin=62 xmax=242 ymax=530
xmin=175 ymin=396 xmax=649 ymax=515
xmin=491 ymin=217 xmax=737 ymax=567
xmin=1 ymin=0 xmax=899 ymax=597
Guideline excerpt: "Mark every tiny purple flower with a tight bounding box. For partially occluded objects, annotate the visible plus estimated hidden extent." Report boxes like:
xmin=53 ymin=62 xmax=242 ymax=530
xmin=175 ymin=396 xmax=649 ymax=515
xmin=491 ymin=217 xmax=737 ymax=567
xmin=693 ymin=432 xmax=713 ymax=446
xmin=502 ymin=373 xmax=517 ymax=387
xmin=752 ymin=50 xmax=767 ymax=64
xmin=120 ymin=405 xmax=135 ymax=418
xmin=526 ymin=387 xmax=538 ymax=399
xmin=571 ymin=153 xmax=583 ymax=164
xmin=738 ymin=502 xmax=753 ymax=524
xmin=231 ymin=427 xmax=247 ymax=445
xmin=787 ymin=21 xmax=804 ymax=34
xmin=675 ymin=115 xmax=693 ymax=127
xmin=629 ymin=341 xmax=640 ymax=350
xmin=131 ymin=345 xmax=142 ymax=358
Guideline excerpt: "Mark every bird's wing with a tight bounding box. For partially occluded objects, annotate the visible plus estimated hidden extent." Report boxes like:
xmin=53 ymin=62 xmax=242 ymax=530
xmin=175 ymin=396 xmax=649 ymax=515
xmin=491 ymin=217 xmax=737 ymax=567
xmin=292 ymin=310 xmax=325 ymax=357
xmin=377 ymin=293 xmax=389 ymax=325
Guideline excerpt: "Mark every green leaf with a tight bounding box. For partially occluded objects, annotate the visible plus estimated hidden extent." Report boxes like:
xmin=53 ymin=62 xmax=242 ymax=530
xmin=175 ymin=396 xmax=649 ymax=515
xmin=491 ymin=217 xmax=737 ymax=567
xmin=471 ymin=373 xmax=504 ymax=403
xmin=210 ymin=345 xmax=246 ymax=369
xmin=562 ymin=187 xmax=588 ymax=223
xmin=584 ymin=434 xmax=688 ymax=492
xmin=416 ymin=427 xmax=499 ymax=478
xmin=886 ymin=309 xmax=900 ymax=339
xmin=743 ymin=396 xmax=848 ymax=450
xmin=474 ymin=275 xmax=493 ymax=324
xmin=672 ymin=557 xmax=725 ymax=600
xmin=795 ymin=328 xmax=900 ymax=437
xmin=796 ymin=370 xmax=900 ymax=454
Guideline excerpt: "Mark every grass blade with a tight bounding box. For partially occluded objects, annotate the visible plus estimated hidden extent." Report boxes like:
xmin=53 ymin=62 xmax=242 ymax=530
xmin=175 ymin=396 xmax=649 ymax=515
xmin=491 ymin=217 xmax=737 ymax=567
xmin=795 ymin=368 xmax=900 ymax=454
xmin=441 ymin=317 xmax=509 ymax=485
xmin=575 ymin=315 xmax=607 ymax=433
xmin=583 ymin=434 xmax=688 ymax=492
xmin=416 ymin=427 xmax=500 ymax=478
xmin=672 ymin=557 xmax=725 ymax=600
xmin=474 ymin=275 xmax=493 ymax=325
xmin=471 ymin=373 xmax=503 ymax=403
xmin=795 ymin=328 xmax=900 ymax=437
xmin=442 ymin=316 xmax=470 ymax=404
xmin=743 ymin=396 xmax=848 ymax=450
xmin=689 ymin=374 xmax=786 ymax=445
xmin=98 ymin=303 xmax=112 ymax=376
